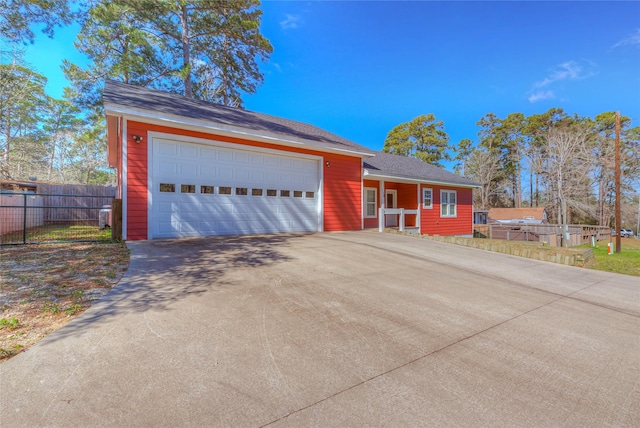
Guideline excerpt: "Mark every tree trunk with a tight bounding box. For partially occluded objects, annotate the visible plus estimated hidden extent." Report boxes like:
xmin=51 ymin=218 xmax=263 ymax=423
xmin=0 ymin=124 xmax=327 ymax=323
xmin=47 ymin=141 xmax=55 ymax=181
xmin=4 ymin=112 xmax=11 ymax=163
xmin=561 ymin=196 xmax=569 ymax=248
xmin=181 ymin=4 xmax=192 ymax=98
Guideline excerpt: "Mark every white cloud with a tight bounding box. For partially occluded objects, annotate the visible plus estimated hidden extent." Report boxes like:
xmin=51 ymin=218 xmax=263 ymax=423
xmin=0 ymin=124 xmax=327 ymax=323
xmin=527 ymin=60 xmax=596 ymax=103
xmin=613 ymin=28 xmax=640 ymax=49
xmin=533 ymin=61 xmax=589 ymax=88
xmin=280 ymin=14 xmax=301 ymax=30
xmin=528 ymin=90 xmax=555 ymax=103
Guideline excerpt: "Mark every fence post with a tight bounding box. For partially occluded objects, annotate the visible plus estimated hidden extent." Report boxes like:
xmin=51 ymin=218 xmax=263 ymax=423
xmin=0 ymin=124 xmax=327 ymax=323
xmin=111 ymin=198 xmax=123 ymax=241
xmin=22 ymin=194 xmax=27 ymax=244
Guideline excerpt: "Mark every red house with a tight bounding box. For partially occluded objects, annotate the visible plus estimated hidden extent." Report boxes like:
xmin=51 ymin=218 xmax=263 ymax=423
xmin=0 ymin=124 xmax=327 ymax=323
xmin=103 ymin=81 xmax=479 ymax=240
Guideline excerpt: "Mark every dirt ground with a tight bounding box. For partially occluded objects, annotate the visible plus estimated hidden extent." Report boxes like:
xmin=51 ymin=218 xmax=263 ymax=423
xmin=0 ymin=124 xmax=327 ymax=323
xmin=0 ymin=243 xmax=130 ymax=362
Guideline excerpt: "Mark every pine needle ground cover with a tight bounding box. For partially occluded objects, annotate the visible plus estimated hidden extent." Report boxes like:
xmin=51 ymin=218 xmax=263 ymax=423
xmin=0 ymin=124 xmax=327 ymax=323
xmin=0 ymin=243 xmax=130 ymax=361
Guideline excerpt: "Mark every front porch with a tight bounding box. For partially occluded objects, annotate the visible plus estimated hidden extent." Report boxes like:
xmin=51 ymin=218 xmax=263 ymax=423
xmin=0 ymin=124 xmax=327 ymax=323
xmin=378 ymin=208 xmax=419 ymax=232
xmin=363 ymin=179 xmax=421 ymax=232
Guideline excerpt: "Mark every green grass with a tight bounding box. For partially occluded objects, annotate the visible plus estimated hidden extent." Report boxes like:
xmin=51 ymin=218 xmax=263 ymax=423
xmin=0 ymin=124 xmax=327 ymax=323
xmin=579 ymin=238 xmax=640 ymax=276
xmin=0 ymin=318 xmax=20 ymax=329
xmin=1 ymin=224 xmax=112 ymax=245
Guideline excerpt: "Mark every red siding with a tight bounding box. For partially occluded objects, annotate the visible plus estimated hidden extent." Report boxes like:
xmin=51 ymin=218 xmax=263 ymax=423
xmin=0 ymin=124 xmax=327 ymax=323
xmin=124 ymin=121 xmax=362 ymax=239
xmin=420 ymin=185 xmax=473 ymax=235
xmin=323 ymin=154 xmax=362 ymax=231
xmin=125 ymin=122 xmax=149 ymax=240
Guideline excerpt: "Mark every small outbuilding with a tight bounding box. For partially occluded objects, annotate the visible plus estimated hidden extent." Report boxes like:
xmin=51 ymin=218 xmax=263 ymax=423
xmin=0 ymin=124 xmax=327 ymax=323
xmin=488 ymin=207 xmax=548 ymax=224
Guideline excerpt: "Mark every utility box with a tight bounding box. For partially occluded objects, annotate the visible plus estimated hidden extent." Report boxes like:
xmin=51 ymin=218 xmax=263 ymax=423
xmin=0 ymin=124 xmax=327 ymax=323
xmin=99 ymin=205 xmax=112 ymax=229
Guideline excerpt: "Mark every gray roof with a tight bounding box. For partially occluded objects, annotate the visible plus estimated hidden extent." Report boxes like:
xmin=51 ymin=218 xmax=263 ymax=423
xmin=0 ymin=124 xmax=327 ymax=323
xmin=103 ymin=80 xmax=479 ymax=187
xmin=103 ymin=80 xmax=373 ymax=155
xmin=364 ymin=152 xmax=480 ymax=187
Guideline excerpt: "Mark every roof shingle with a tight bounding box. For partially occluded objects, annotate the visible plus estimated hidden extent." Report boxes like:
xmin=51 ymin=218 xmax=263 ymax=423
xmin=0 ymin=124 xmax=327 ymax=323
xmin=103 ymin=80 xmax=479 ymax=187
xmin=364 ymin=152 xmax=479 ymax=187
xmin=103 ymin=80 xmax=373 ymax=155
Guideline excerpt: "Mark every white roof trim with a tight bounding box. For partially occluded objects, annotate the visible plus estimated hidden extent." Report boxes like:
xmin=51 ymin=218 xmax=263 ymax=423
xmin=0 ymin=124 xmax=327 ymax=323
xmin=363 ymin=169 xmax=481 ymax=189
xmin=104 ymin=102 xmax=373 ymax=158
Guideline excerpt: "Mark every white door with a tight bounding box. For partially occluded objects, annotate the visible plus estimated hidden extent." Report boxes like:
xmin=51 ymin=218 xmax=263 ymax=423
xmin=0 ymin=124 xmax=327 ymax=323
xmin=150 ymin=137 xmax=321 ymax=238
xmin=385 ymin=189 xmax=397 ymax=227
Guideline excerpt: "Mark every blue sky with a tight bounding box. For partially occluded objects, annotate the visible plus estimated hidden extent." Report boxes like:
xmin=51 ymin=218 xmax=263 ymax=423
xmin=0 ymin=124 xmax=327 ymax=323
xmin=18 ymin=1 xmax=640 ymax=166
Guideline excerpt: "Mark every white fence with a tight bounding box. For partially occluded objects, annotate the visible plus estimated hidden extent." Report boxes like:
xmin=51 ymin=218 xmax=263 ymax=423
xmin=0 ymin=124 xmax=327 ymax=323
xmin=379 ymin=208 xmax=419 ymax=232
xmin=0 ymin=194 xmax=44 ymax=235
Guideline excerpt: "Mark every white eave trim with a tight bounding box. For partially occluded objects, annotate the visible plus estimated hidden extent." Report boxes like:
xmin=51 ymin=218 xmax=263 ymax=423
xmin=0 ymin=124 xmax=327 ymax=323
xmin=363 ymin=170 xmax=482 ymax=189
xmin=105 ymin=103 xmax=374 ymax=158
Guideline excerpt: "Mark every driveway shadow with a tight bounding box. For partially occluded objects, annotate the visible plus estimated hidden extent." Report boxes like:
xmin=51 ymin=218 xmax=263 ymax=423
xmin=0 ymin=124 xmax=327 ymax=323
xmin=44 ymin=233 xmax=302 ymax=342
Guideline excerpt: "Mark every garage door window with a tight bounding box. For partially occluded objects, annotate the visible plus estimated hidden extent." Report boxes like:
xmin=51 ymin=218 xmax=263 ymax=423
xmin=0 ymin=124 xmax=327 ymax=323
xmin=219 ymin=186 xmax=232 ymax=195
xmin=252 ymin=188 xmax=263 ymax=196
xmin=236 ymin=187 xmax=248 ymax=196
xmin=181 ymin=184 xmax=195 ymax=193
xmin=267 ymin=189 xmax=277 ymax=197
xmin=280 ymin=190 xmax=290 ymax=197
xmin=159 ymin=183 xmax=175 ymax=192
xmin=201 ymin=185 xmax=214 ymax=194
xmin=306 ymin=191 xmax=315 ymax=199
xmin=293 ymin=191 xmax=303 ymax=198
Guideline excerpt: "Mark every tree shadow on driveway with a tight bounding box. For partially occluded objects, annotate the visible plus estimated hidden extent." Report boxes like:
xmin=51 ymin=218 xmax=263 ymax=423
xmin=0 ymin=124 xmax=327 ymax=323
xmin=42 ymin=233 xmax=303 ymax=343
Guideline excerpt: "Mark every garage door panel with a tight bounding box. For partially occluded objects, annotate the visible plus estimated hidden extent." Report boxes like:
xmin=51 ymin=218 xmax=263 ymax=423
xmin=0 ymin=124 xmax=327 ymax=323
xmin=157 ymin=161 xmax=179 ymax=177
xmin=218 ymin=166 xmax=233 ymax=180
xmin=198 ymin=221 xmax=219 ymax=233
xmin=151 ymin=138 xmax=320 ymax=238
xmin=279 ymin=157 xmax=293 ymax=169
xmin=157 ymin=141 xmax=178 ymax=156
xmin=233 ymin=169 xmax=250 ymax=181
xmin=217 ymin=148 xmax=233 ymax=161
xmin=265 ymin=156 xmax=279 ymax=167
xmin=179 ymin=145 xmax=198 ymax=158
xmin=212 ymin=202 xmax=234 ymax=215
xmin=250 ymin=153 xmax=264 ymax=165
xmin=179 ymin=163 xmax=199 ymax=179
xmin=200 ymin=147 xmax=216 ymax=159
xmin=233 ymin=151 xmax=249 ymax=164
xmin=250 ymin=170 xmax=265 ymax=181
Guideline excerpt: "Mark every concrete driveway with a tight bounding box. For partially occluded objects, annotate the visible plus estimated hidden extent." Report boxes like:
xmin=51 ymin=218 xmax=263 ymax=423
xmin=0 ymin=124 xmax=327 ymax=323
xmin=1 ymin=232 xmax=638 ymax=427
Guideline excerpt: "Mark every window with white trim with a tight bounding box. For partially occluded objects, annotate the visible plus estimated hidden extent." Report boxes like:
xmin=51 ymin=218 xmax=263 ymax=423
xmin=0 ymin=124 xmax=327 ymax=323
xmin=440 ymin=190 xmax=456 ymax=217
xmin=423 ymin=188 xmax=433 ymax=209
xmin=364 ymin=187 xmax=377 ymax=218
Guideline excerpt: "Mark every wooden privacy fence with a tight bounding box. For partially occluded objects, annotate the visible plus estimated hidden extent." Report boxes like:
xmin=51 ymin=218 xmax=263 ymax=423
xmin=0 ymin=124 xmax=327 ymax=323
xmin=474 ymin=224 xmax=611 ymax=247
xmin=0 ymin=194 xmax=44 ymax=234
xmin=0 ymin=186 xmax=118 ymax=244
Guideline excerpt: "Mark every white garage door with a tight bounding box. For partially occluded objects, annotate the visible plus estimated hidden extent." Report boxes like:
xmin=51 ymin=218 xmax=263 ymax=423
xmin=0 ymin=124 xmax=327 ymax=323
xmin=149 ymin=137 xmax=321 ymax=238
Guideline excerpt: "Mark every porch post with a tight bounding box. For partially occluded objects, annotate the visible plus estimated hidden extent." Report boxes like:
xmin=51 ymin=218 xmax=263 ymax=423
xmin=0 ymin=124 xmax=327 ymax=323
xmin=399 ymin=209 xmax=405 ymax=232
